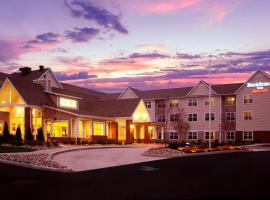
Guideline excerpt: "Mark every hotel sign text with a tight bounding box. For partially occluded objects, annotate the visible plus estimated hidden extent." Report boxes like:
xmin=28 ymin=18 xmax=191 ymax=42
xmin=247 ymin=82 xmax=270 ymax=90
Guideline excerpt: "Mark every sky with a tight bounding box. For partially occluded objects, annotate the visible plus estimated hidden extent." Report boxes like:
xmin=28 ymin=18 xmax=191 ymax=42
xmin=0 ymin=0 xmax=270 ymax=92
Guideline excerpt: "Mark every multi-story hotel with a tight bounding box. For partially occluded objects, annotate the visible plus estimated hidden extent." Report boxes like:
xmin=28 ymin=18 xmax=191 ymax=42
xmin=0 ymin=66 xmax=269 ymax=143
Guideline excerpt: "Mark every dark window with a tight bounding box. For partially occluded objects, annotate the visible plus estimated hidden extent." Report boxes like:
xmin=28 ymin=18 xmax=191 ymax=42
xmin=170 ymin=114 xmax=178 ymax=122
xmin=226 ymin=131 xmax=235 ymax=140
xmin=157 ymin=115 xmax=165 ymax=122
xmin=243 ymin=131 xmax=253 ymax=140
xmin=205 ymin=113 xmax=215 ymax=121
xmin=226 ymin=112 xmax=235 ymax=121
xmin=157 ymin=100 xmax=165 ymax=108
xmin=169 ymin=132 xmax=179 ymax=140
xmin=188 ymin=114 xmax=197 ymax=121
xmin=187 ymin=132 xmax=198 ymax=140
xmin=205 ymin=131 xmax=214 ymax=140
xmin=144 ymin=101 xmax=151 ymax=108
xmin=188 ymin=98 xmax=197 ymax=106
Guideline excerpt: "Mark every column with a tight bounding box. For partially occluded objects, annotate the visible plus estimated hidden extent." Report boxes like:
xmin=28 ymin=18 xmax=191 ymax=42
xmin=75 ymin=117 xmax=80 ymax=144
xmin=161 ymin=127 xmax=164 ymax=140
xmin=50 ymin=122 xmax=53 ymax=138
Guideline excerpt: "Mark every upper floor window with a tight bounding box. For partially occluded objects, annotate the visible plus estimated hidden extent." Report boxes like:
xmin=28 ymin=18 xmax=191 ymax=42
xmin=157 ymin=100 xmax=165 ymax=108
xmin=225 ymin=96 xmax=235 ymax=105
xmin=226 ymin=112 xmax=235 ymax=121
xmin=205 ymin=97 xmax=215 ymax=106
xmin=157 ymin=115 xmax=165 ymax=123
xmin=188 ymin=98 xmax=197 ymax=106
xmin=59 ymin=97 xmax=78 ymax=109
xmin=170 ymin=114 xmax=178 ymax=122
xmin=244 ymin=112 xmax=253 ymax=120
xmin=170 ymin=99 xmax=178 ymax=107
xmin=205 ymin=113 xmax=215 ymax=121
xmin=188 ymin=113 xmax=197 ymax=121
xmin=144 ymin=101 xmax=151 ymax=108
xmin=244 ymin=94 xmax=253 ymax=104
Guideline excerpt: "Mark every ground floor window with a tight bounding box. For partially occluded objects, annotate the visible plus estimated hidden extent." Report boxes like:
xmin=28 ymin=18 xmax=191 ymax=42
xmin=243 ymin=131 xmax=253 ymax=140
xmin=169 ymin=132 xmax=179 ymax=140
xmin=187 ymin=131 xmax=198 ymax=140
xmin=204 ymin=131 xmax=214 ymax=140
xmin=0 ymin=120 xmax=3 ymax=135
xmin=226 ymin=131 xmax=235 ymax=140
xmin=93 ymin=121 xmax=105 ymax=136
xmin=51 ymin=121 xmax=69 ymax=137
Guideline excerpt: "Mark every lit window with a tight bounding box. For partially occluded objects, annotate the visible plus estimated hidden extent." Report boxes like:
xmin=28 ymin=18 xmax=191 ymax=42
xmin=243 ymin=131 xmax=253 ymax=140
xmin=188 ymin=113 xmax=197 ymax=121
xmin=93 ymin=122 xmax=105 ymax=136
xmin=226 ymin=112 xmax=235 ymax=121
xmin=188 ymin=98 xmax=197 ymax=106
xmin=144 ymin=101 xmax=151 ymax=108
xmin=205 ymin=97 xmax=215 ymax=106
xmin=226 ymin=131 xmax=235 ymax=140
xmin=226 ymin=96 xmax=235 ymax=105
xmin=187 ymin=132 xmax=198 ymax=140
xmin=205 ymin=113 xmax=215 ymax=121
xmin=244 ymin=112 xmax=253 ymax=120
xmin=59 ymin=97 xmax=78 ymax=109
xmin=169 ymin=132 xmax=179 ymax=140
xmin=205 ymin=131 xmax=214 ymax=140
xmin=157 ymin=115 xmax=165 ymax=122
xmin=244 ymin=94 xmax=253 ymax=104
xmin=170 ymin=99 xmax=178 ymax=107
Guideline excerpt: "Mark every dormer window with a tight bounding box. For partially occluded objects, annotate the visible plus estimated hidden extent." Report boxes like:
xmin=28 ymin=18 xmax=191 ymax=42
xmin=59 ymin=97 xmax=78 ymax=109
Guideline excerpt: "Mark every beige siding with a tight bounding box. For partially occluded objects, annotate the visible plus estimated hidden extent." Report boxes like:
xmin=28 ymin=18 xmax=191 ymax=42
xmin=118 ymin=88 xmax=138 ymax=99
xmin=236 ymin=72 xmax=270 ymax=131
xmin=146 ymin=100 xmax=156 ymax=121
xmin=188 ymin=81 xmax=216 ymax=96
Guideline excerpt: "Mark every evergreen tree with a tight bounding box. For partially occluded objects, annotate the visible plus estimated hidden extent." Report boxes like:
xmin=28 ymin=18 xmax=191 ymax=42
xmin=25 ymin=126 xmax=33 ymax=141
xmin=15 ymin=126 xmax=22 ymax=141
xmin=3 ymin=122 xmax=10 ymax=141
xmin=36 ymin=127 xmax=44 ymax=142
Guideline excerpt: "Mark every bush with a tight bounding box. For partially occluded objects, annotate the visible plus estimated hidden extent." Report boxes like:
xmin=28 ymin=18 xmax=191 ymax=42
xmin=52 ymin=141 xmax=59 ymax=146
xmin=168 ymin=142 xmax=181 ymax=150
xmin=81 ymin=140 xmax=89 ymax=145
xmin=36 ymin=127 xmax=45 ymax=142
xmin=15 ymin=126 xmax=22 ymax=142
xmin=2 ymin=122 xmax=10 ymax=142
xmin=25 ymin=126 xmax=33 ymax=141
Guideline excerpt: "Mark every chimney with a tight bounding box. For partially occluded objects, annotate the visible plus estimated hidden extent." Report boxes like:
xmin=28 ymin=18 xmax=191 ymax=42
xmin=19 ymin=67 xmax=32 ymax=75
xmin=39 ymin=65 xmax=45 ymax=71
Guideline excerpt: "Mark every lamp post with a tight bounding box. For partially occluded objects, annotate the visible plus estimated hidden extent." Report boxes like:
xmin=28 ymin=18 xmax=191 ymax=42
xmin=208 ymin=59 xmax=212 ymax=149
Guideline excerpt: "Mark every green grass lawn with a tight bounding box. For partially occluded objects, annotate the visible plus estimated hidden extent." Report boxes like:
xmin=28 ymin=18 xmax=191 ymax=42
xmin=0 ymin=146 xmax=35 ymax=153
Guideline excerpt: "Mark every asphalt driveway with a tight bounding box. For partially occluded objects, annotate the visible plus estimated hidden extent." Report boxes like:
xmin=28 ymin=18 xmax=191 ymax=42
xmin=53 ymin=146 xmax=166 ymax=171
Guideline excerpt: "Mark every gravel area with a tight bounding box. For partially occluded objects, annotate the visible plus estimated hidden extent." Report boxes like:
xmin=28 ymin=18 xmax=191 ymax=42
xmin=143 ymin=147 xmax=184 ymax=157
xmin=0 ymin=153 xmax=67 ymax=169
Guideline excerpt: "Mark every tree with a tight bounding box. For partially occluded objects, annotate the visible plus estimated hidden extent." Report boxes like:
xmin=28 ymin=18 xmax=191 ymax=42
xmin=15 ymin=126 xmax=22 ymax=141
xmin=171 ymin=106 xmax=190 ymax=141
xmin=25 ymin=126 xmax=33 ymax=141
xmin=36 ymin=127 xmax=45 ymax=142
xmin=3 ymin=122 xmax=10 ymax=142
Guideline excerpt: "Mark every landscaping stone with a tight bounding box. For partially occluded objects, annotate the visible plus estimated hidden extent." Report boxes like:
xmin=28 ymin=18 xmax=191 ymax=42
xmin=143 ymin=147 xmax=184 ymax=157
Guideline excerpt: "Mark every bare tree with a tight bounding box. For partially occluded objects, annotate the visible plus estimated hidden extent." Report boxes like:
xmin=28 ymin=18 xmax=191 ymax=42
xmin=172 ymin=106 xmax=190 ymax=140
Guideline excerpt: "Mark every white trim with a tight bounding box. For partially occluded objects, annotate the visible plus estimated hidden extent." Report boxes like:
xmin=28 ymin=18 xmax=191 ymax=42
xmin=35 ymin=69 xmax=63 ymax=89
xmin=45 ymin=91 xmax=82 ymax=100
xmin=187 ymin=131 xmax=198 ymax=140
xmin=243 ymin=111 xmax=253 ymax=120
xmin=243 ymin=131 xmax=253 ymax=141
xmin=243 ymin=94 xmax=254 ymax=104
xmin=117 ymin=87 xmax=139 ymax=99
xmin=186 ymin=80 xmax=218 ymax=97
xmin=57 ymin=96 xmax=79 ymax=110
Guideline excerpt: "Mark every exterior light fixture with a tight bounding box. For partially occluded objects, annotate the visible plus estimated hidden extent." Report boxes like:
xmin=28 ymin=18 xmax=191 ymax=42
xmin=130 ymin=124 xmax=135 ymax=129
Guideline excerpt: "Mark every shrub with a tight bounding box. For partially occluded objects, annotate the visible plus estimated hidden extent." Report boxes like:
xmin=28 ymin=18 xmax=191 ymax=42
xmin=2 ymin=122 xmax=10 ymax=142
xmin=25 ymin=126 xmax=33 ymax=141
xmin=52 ymin=141 xmax=59 ymax=146
xmin=15 ymin=126 xmax=22 ymax=142
xmin=168 ymin=142 xmax=181 ymax=150
xmin=36 ymin=127 xmax=45 ymax=142
xmin=81 ymin=140 xmax=89 ymax=145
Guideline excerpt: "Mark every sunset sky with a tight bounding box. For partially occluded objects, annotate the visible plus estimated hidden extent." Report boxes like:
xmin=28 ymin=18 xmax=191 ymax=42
xmin=0 ymin=0 xmax=270 ymax=92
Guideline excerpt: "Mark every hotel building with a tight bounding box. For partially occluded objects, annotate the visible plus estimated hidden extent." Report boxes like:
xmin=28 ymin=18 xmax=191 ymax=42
xmin=0 ymin=67 xmax=269 ymax=143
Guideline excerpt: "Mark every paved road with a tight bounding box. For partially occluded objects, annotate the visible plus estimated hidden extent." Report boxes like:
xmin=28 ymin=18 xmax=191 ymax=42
xmin=0 ymin=151 xmax=270 ymax=200
xmin=53 ymin=147 xmax=166 ymax=171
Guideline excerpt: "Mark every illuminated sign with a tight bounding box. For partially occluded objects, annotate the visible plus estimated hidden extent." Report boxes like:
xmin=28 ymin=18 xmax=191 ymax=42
xmin=252 ymin=88 xmax=268 ymax=94
xmin=247 ymin=82 xmax=270 ymax=90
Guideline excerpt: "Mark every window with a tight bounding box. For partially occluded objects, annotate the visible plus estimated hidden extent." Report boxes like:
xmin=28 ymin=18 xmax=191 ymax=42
xmin=52 ymin=121 xmax=69 ymax=137
xmin=93 ymin=122 xmax=105 ymax=136
xmin=226 ymin=112 xmax=235 ymax=121
xmin=225 ymin=96 xmax=235 ymax=105
xmin=188 ymin=98 xmax=197 ymax=106
xmin=59 ymin=97 xmax=78 ymax=109
xmin=188 ymin=113 xmax=197 ymax=121
xmin=243 ymin=131 xmax=253 ymax=140
xmin=157 ymin=100 xmax=165 ymax=108
xmin=170 ymin=114 xmax=178 ymax=122
xmin=144 ymin=101 xmax=151 ymax=108
xmin=157 ymin=115 xmax=165 ymax=122
xmin=244 ymin=112 xmax=253 ymax=120
xmin=170 ymin=99 xmax=178 ymax=107
xmin=226 ymin=131 xmax=235 ymax=140
xmin=204 ymin=131 xmax=214 ymax=140
xmin=187 ymin=132 xmax=198 ymax=140
xmin=205 ymin=97 xmax=215 ymax=106
xmin=169 ymin=132 xmax=179 ymax=140
xmin=205 ymin=113 xmax=215 ymax=121
xmin=244 ymin=94 xmax=253 ymax=104
xmin=0 ymin=120 xmax=3 ymax=135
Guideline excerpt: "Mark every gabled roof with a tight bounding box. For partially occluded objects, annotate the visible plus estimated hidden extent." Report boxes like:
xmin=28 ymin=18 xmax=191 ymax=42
xmin=212 ymin=83 xmax=243 ymax=95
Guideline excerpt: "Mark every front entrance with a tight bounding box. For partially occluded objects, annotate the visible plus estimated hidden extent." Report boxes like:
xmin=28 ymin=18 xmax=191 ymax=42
xmin=134 ymin=125 xmax=144 ymax=141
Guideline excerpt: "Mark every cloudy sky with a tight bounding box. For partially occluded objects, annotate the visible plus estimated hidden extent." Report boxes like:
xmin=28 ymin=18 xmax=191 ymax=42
xmin=0 ymin=0 xmax=270 ymax=92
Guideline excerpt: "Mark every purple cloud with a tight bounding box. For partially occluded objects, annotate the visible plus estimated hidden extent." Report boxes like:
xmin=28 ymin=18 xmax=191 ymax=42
xmin=65 ymin=0 xmax=128 ymax=34
xmin=127 ymin=52 xmax=170 ymax=59
xmin=176 ymin=53 xmax=202 ymax=59
xmin=22 ymin=32 xmax=61 ymax=48
xmin=65 ymin=27 xmax=100 ymax=42
xmin=0 ymin=40 xmax=21 ymax=62
xmin=55 ymin=71 xmax=97 ymax=81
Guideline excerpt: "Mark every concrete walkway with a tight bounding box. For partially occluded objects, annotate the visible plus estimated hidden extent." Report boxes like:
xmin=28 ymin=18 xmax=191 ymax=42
xmin=52 ymin=145 xmax=166 ymax=171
